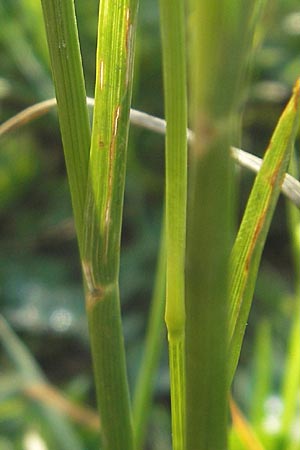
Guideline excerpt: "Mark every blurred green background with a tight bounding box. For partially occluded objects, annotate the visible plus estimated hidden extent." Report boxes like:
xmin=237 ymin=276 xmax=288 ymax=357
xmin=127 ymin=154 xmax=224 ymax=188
xmin=1 ymin=0 xmax=300 ymax=449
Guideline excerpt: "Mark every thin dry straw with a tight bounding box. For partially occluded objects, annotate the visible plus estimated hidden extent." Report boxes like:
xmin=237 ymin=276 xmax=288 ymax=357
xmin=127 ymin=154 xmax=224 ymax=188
xmin=1 ymin=97 xmax=300 ymax=208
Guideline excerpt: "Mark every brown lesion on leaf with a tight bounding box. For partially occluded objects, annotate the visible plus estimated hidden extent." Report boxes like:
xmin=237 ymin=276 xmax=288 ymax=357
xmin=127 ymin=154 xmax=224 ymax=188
xmin=244 ymin=209 xmax=267 ymax=272
xmin=112 ymin=105 xmax=120 ymax=137
xmin=103 ymin=105 xmax=121 ymax=258
xmin=268 ymin=164 xmax=282 ymax=188
xmin=192 ymin=114 xmax=219 ymax=158
xmin=262 ymin=143 xmax=284 ymax=187
xmin=82 ymin=260 xmax=105 ymax=308
xmin=99 ymin=59 xmax=104 ymax=91
xmin=293 ymin=78 xmax=300 ymax=111
xmin=107 ymin=106 xmax=120 ymax=189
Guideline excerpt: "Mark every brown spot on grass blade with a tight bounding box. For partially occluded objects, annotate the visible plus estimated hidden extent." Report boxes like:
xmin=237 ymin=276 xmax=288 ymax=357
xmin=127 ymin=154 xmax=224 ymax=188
xmin=193 ymin=114 xmax=218 ymax=158
xmin=245 ymin=209 xmax=267 ymax=272
xmin=103 ymin=105 xmax=121 ymax=258
xmin=99 ymin=59 xmax=104 ymax=90
xmin=268 ymin=164 xmax=282 ymax=188
xmin=113 ymin=105 xmax=120 ymax=137
xmin=293 ymin=77 xmax=300 ymax=111
xmin=229 ymin=79 xmax=300 ymax=384
xmin=107 ymin=105 xmax=121 ymax=197
xmin=82 ymin=260 xmax=105 ymax=307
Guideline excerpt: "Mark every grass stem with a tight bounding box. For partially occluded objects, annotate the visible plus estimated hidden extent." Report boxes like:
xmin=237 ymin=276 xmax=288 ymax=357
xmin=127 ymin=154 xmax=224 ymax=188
xmin=159 ymin=0 xmax=187 ymax=448
xmin=82 ymin=1 xmax=139 ymax=449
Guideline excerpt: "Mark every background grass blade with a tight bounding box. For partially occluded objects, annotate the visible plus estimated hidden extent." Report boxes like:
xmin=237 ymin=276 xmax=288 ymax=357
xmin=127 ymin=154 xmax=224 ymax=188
xmin=159 ymin=0 xmax=187 ymax=448
xmin=230 ymin=397 xmax=266 ymax=450
xmin=249 ymin=320 xmax=272 ymax=429
xmin=280 ymin=151 xmax=300 ymax=444
xmin=82 ymin=1 xmax=138 ymax=449
xmin=132 ymin=224 xmax=166 ymax=449
xmin=0 ymin=2 xmax=53 ymax=99
xmin=0 ymin=316 xmax=84 ymax=450
xmin=229 ymin=80 xmax=300 ymax=384
xmin=40 ymin=0 xmax=91 ymax=251
xmin=185 ymin=2 xmax=263 ymax=448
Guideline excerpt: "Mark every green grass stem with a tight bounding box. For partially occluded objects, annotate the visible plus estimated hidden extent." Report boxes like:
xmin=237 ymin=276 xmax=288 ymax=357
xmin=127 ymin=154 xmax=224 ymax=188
xmin=185 ymin=3 xmax=258 ymax=449
xmin=41 ymin=0 xmax=139 ymax=447
xmin=82 ymin=1 xmax=138 ymax=449
xmin=159 ymin=1 xmax=187 ymax=448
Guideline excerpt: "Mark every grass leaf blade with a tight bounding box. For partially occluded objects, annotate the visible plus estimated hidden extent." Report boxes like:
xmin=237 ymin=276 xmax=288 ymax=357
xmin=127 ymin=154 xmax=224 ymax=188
xmin=40 ymin=0 xmax=91 ymax=250
xmin=82 ymin=1 xmax=139 ymax=449
xmin=229 ymin=79 xmax=300 ymax=384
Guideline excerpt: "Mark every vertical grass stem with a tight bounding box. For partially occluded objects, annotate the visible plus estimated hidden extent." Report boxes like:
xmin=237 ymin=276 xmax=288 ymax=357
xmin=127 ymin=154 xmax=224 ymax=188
xmin=159 ymin=0 xmax=187 ymax=448
xmin=82 ymin=1 xmax=139 ymax=449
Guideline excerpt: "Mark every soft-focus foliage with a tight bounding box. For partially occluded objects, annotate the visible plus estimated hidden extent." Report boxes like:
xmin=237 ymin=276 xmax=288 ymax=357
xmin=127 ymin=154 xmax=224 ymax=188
xmin=1 ymin=0 xmax=300 ymax=448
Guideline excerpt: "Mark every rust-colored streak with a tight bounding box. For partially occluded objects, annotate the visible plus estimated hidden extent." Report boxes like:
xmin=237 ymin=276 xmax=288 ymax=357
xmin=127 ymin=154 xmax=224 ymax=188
xmin=293 ymin=78 xmax=300 ymax=111
xmin=99 ymin=139 xmax=105 ymax=148
xmin=103 ymin=106 xmax=121 ymax=257
xmin=113 ymin=105 xmax=120 ymax=137
xmin=244 ymin=209 xmax=267 ymax=272
xmin=268 ymin=164 xmax=281 ymax=188
xmin=99 ymin=59 xmax=104 ymax=90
